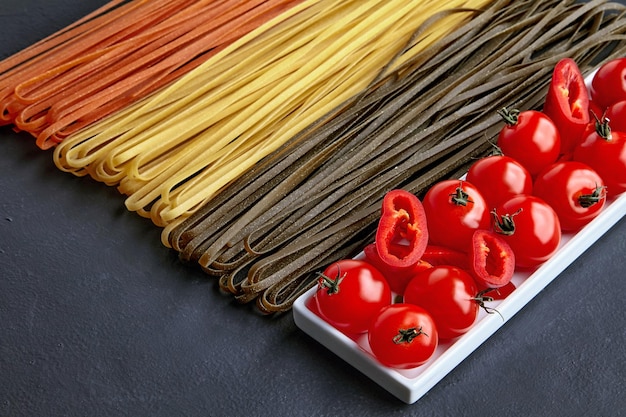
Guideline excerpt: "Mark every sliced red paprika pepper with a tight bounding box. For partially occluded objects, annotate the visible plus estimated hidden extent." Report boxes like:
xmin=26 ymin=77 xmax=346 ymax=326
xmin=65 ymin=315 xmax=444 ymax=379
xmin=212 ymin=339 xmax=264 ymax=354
xmin=469 ymin=229 xmax=515 ymax=289
xmin=420 ymin=244 xmax=469 ymax=270
xmin=543 ymin=58 xmax=590 ymax=156
xmin=375 ymin=189 xmax=429 ymax=270
xmin=363 ymin=243 xmax=432 ymax=294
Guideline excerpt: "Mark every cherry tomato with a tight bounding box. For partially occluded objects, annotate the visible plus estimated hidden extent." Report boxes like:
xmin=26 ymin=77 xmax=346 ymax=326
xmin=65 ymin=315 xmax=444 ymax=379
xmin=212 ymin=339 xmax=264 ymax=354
xmin=590 ymin=57 xmax=626 ymax=110
xmin=422 ymin=180 xmax=490 ymax=253
xmin=496 ymin=108 xmax=561 ymax=177
xmin=466 ymin=155 xmax=533 ymax=208
xmin=533 ymin=161 xmax=607 ymax=231
xmin=368 ymin=303 xmax=438 ymax=369
xmin=573 ymin=118 xmax=626 ymax=194
xmin=313 ymin=259 xmax=391 ymax=334
xmin=403 ymin=266 xmax=490 ymax=340
xmin=492 ymin=195 xmax=561 ymax=269
xmin=605 ymin=100 xmax=626 ymax=133
xmin=469 ymin=229 xmax=515 ymax=289
xmin=362 ymin=243 xmax=432 ymax=295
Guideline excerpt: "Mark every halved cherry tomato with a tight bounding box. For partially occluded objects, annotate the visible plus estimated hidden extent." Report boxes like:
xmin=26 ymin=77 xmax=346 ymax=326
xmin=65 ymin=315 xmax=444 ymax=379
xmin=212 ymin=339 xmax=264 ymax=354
xmin=403 ymin=266 xmax=493 ymax=340
xmin=533 ymin=161 xmax=607 ymax=231
xmin=492 ymin=195 xmax=561 ymax=269
xmin=466 ymin=154 xmax=533 ymax=208
xmin=375 ymin=189 xmax=429 ymax=269
xmin=590 ymin=57 xmax=626 ymax=110
xmin=313 ymin=259 xmax=391 ymax=334
xmin=469 ymin=229 xmax=515 ymax=289
xmin=368 ymin=303 xmax=438 ymax=369
xmin=542 ymin=58 xmax=590 ymax=155
xmin=422 ymin=180 xmax=490 ymax=253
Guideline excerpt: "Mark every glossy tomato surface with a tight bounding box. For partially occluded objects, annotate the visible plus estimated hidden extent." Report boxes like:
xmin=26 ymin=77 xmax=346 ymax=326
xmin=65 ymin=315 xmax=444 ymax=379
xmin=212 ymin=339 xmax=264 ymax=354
xmin=497 ymin=109 xmax=561 ymax=177
xmin=368 ymin=303 xmax=438 ymax=369
xmin=403 ymin=266 xmax=480 ymax=340
xmin=590 ymin=57 xmax=626 ymax=110
xmin=313 ymin=259 xmax=391 ymax=334
xmin=533 ymin=161 xmax=606 ymax=231
xmin=573 ymin=121 xmax=626 ymax=194
xmin=422 ymin=180 xmax=490 ymax=253
xmin=466 ymin=155 xmax=533 ymax=208
xmin=492 ymin=195 xmax=561 ymax=269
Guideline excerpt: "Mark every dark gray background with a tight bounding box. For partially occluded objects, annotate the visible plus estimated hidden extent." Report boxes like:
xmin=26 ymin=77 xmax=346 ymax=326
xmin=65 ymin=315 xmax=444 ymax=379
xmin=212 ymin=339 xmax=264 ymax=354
xmin=1 ymin=1 xmax=624 ymax=416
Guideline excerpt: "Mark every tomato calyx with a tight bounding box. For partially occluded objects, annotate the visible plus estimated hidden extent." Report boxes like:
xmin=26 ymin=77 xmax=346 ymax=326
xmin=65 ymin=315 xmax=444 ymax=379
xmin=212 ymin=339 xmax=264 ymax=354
xmin=592 ymin=113 xmax=612 ymax=141
xmin=491 ymin=208 xmax=522 ymax=236
xmin=392 ymin=326 xmax=428 ymax=344
xmin=497 ymin=107 xmax=520 ymax=126
xmin=449 ymin=182 xmax=473 ymax=206
xmin=578 ymin=184 xmax=607 ymax=208
xmin=472 ymin=288 xmax=503 ymax=319
xmin=316 ymin=265 xmax=345 ymax=295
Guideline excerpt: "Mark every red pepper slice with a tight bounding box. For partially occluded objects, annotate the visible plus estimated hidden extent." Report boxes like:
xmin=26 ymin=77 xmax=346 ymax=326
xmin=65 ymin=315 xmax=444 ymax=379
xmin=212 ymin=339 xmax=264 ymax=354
xmin=375 ymin=189 xmax=428 ymax=269
xmin=363 ymin=243 xmax=432 ymax=294
xmin=469 ymin=229 xmax=515 ymax=289
xmin=420 ymin=245 xmax=469 ymax=270
xmin=543 ymin=58 xmax=590 ymax=155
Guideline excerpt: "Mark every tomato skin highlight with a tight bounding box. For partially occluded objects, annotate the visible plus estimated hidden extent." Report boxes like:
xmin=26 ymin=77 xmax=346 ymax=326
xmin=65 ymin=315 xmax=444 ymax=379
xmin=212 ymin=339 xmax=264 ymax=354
xmin=605 ymin=100 xmax=626 ymax=133
xmin=466 ymin=155 xmax=533 ymax=208
xmin=590 ymin=57 xmax=626 ymax=111
xmin=497 ymin=109 xmax=561 ymax=177
xmin=422 ymin=180 xmax=490 ymax=253
xmin=469 ymin=229 xmax=515 ymax=289
xmin=375 ymin=189 xmax=429 ymax=269
xmin=543 ymin=58 xmax=590 ymax=155
xmin=362 ymin=243 xmax=432 ymax=295
xmin=573 ymin=119 xmax=626 ymax=194
xmin=403 ymin=266 xmax=480 ymax=340
xmin=313 ymin=260 xmax=391 ymax=334
xmin=368 ymin=304 xmax=438 ymax=369
xmin=533 ymin=161 xmax=607 ymax=231
xmin=492 ymin=195 xmax=561 ymax=269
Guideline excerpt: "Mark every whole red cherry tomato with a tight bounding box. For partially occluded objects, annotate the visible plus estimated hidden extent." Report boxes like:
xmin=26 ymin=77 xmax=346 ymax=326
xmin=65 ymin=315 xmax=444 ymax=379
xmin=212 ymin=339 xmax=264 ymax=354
xmin=605 ymin=100 xmax=626 ymax=132
xmin=368 ymin=303 xmax=438 ymax=369
xmin=590 ymin=57 xmax=626 ymax=110
xmin=313 ymin=259 xmax=391 ymax=334
xmin=403 ymin=266 xmax=493 ymax=340
xmin=496 ymin=108 xmax=561 ymax=177
xmin=533 ymin=161 xmax=607 ymax=231
xmin=492 ymin=195 xmax=561 ymax=269
xmin=573 ymin=117 xmax=626 ymax=194
xmin=469 ymin=229 xmax=515 ymax=289
xmin=422 ymin=180 xmax=490 ymax=253
xmin=466 ymin=155 xmax=533 ymax=208
xmin=362 ymin=243 xmax=432 ymax=295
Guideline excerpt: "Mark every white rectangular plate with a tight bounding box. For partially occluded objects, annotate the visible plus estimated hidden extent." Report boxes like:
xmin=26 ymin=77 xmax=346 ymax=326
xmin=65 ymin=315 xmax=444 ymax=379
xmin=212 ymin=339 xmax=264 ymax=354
xmin=293 ymin=191 xmax=626 ymax=403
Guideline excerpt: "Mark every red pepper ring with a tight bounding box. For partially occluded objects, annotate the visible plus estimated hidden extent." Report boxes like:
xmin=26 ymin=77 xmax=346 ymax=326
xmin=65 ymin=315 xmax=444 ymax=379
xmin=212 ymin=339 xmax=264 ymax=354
xmin=469 ymin=229 xmax=515 ymax=289
xmin=542 ymin=57 xmax=590 ymax=156
xmin=375 ymin=189 xmax=429 ymax=269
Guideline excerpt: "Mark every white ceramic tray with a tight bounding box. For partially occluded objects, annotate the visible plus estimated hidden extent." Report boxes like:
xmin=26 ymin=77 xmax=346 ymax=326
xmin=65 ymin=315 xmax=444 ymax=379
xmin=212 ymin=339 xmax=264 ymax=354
xmin=293 ymin=191 xmax=626 ymax=403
